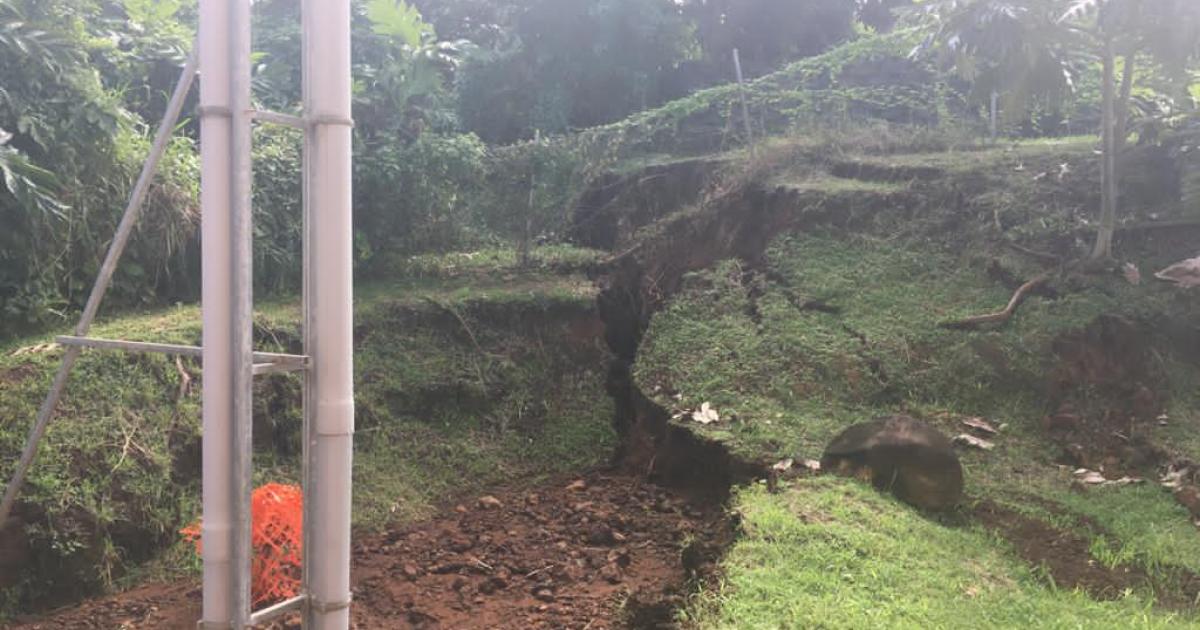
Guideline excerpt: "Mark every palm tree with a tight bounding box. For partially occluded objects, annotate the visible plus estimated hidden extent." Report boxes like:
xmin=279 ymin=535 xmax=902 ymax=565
xmin=913 ymin=0 xmax=1076 ymax=140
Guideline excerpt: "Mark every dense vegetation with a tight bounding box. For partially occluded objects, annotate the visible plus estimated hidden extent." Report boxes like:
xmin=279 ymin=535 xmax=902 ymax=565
xmin=0 ymin=0 xmax=894 ymax=338
xmin=3 ymin=0 xmax=1200 ymax=625
xmin=7 ymin=0 xmax=1195 ymax=340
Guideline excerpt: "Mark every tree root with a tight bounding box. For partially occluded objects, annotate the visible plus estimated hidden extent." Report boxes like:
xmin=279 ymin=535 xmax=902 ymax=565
xmin=940 ymin=272 xmax=1051 ymax=330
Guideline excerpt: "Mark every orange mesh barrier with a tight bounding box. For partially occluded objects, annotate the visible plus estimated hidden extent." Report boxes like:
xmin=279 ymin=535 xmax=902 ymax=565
xmin=180 ymin=482 xmax=304 ymax=605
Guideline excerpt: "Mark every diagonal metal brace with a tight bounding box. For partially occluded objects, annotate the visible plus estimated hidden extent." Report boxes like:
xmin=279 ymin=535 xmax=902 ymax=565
xmin=0 ymin=48 xmax=199 ymax=530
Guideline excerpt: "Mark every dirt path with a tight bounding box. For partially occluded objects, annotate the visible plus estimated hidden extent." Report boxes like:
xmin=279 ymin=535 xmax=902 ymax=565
xmin=6 ymin=471 xmax=729 ymax=630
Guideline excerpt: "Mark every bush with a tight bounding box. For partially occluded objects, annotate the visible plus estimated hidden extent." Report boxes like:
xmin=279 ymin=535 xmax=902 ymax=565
xmin=354 ymin=133 xmax=489 ymax=272
xmin=482 ymin=136 xmax=591 ymax=246
xmin=252 ymin=126 xmax=304 ymax=293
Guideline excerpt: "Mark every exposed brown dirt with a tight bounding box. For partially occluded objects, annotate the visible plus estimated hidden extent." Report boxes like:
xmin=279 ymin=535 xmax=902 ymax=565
xmin=973 ymin=499 xmax=1200 ymax=608
xmin=0 ymin=363 xmax=36 ymax=386
xmin=5 ymin=471 xmax=730 ymax=630
xmin=1043 ymin=314 xmax=1172 ymax=477
xmin=973 ymin=499 xmax=1146 ymax=599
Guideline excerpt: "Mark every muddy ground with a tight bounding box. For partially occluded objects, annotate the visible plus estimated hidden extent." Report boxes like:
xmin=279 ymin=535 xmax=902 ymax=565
xmin=4 ymin=470 xmax=729 ymax=630
xmin=973 ymin=499 xmax=1200 ymax=608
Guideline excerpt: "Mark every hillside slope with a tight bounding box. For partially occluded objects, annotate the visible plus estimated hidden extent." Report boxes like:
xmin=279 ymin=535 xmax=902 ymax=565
xmin=582 ymin=134 xmax=1200 ymax=626
xmin=0 ymin=247 xmax=615 ymax=614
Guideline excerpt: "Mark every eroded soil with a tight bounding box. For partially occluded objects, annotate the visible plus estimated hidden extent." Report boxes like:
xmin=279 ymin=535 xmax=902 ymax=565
xmin=973 ymin=499 xmax=1200 ymax=608
xmin=5 ymin=470 xmax=729 ymax=630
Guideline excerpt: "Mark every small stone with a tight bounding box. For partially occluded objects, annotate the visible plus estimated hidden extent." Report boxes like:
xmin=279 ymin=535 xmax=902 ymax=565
xmin=402 ymin=563 xmax=420 ymax=579
xmin=586 ymin=525 xmax=616 ymax=545
xmin=533 ymin=588 xmax=556 ymax=602
xmin=563 ymin=564 xmax=586 ymax=582
xmin=607 ymin=548 xmax=631 ymax=567
xmin=478 ymin=495 xmax=503 ymax=509
xmin=600 ymin=563 xmax=622 ymax=584
xmin=454 ymin=504 xmax=468 ymax=513
xmin=566 ymin=479 xmax=588 ymax=492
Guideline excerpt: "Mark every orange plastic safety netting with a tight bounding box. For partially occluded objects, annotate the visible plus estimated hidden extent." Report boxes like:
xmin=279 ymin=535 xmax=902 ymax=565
xmin=180 ymin=482 xmax=304 ymax=605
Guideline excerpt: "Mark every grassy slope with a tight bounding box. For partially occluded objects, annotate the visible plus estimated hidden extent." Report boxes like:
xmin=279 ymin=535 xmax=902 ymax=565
xmin=624 ymin=140 xmax=1200 ymax=624
xmin=686 ymin=479 xmax=1192 ymax=629
xmin=0 ymin=245 xmax=614 ymax=612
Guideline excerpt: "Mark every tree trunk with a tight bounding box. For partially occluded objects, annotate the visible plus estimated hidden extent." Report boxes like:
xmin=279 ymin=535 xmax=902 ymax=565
xmin=1090 ymin=36 xmax=1118 ymax=261
xmin=989 ymin=90 xmax=999 ymax=143
xmin=1115 ymin=54 xmax=1135 ymax=147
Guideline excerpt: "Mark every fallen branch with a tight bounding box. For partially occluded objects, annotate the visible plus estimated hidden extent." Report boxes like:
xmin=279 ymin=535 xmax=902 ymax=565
xmin=1002 ymin=240 xmax=1061 ymax=264
xmin=1117 ymin=219 xmax=1200 ymax=233
xmin=174 ymin=355 xmax=193 ymax=403
xmin=940 ymin=272 xmax=1051 ymax=330
xmin=422 ymin=296 xmax=489 ymax=388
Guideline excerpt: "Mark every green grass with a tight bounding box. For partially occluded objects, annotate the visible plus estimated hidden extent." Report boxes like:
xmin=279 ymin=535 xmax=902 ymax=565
xmin=968 ymin=443 xmax=1200 ymax=583
xmin=0 ymin=247 xmax=615 ymax=614
xmin=634 ymin=225 xmax=1200 ymax=613
xmin=856 ymin=138 xmax=1096 ymax=174
xmin=685 ymin=479 xmax=1196 ymax=629
xmin=769 ymin=173 xmax=907 ymax=194
xmin=634 ymin=232 xmax=1197 ymax=463
xmin=382 ymin=244 xmax=605 ymax=280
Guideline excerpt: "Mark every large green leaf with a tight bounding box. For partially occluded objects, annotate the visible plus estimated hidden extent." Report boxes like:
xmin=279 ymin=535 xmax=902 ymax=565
xmin=364 ymin=0 xmax=431 ymax=48
xmin=122 ymin=0 xmax=182 ymax=26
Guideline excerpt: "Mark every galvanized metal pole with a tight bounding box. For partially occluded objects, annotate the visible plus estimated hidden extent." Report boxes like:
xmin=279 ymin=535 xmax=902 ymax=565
xmin=0 ymin=50 xmax=198 ymax=531
xmin=732 ymin=48 xmax=754 ymax=151
xmin=302 ymin=0 xmax=355 ymax=627
xmin=229 ymin=0 xmax=256 ymax=624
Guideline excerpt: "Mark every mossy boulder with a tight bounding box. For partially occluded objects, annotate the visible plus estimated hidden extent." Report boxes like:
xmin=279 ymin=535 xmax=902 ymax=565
xmin=821 ymin=415 xmax=963 ymax=510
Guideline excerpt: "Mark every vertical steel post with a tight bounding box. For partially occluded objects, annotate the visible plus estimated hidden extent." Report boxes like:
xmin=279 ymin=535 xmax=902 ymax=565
xmin=733 ymin=48 xmax=754 ymax=151
xmin=302 ymin=0 xmax=355 ymax=627
xmin=229 ymin=0 xmax=256 ymax=624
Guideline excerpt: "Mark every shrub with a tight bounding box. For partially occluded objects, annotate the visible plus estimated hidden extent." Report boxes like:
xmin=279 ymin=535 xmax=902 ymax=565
xmin=354 ymin=132 xmax=489 ymax=271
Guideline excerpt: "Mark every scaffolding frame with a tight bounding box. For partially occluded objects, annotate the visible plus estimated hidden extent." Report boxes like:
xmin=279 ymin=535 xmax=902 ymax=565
xmin=0 ymin=1 xmax=354 ymax=628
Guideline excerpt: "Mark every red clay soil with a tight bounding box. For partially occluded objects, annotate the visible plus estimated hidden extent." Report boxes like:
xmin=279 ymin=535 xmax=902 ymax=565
xmin=5 ymin=471 xmax=729 ymax=630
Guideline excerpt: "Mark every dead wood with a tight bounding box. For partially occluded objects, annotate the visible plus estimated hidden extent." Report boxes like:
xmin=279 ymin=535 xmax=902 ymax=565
xmin=941 ymin=272 xmax=1051 ymax=330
